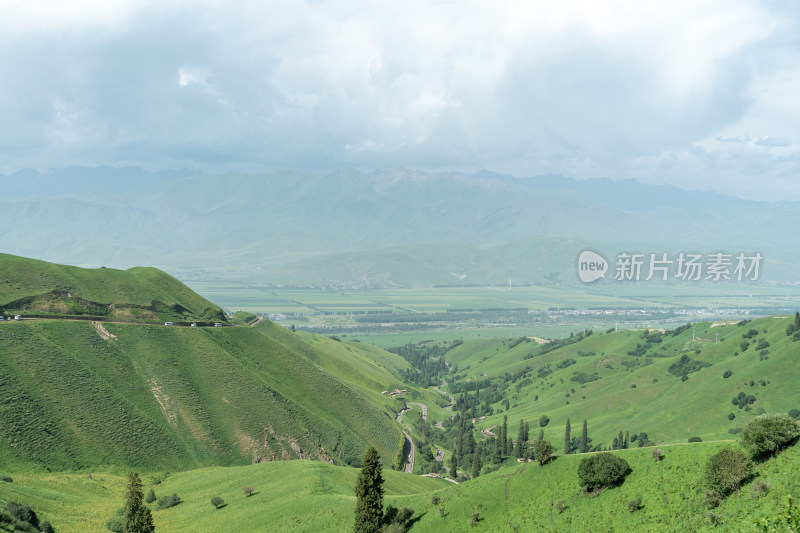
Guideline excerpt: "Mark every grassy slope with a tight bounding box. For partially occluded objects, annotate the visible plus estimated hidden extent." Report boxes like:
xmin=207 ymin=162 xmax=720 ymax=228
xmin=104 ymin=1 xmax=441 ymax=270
xmin=0 ymin=319 xmax=402 ymax=471
xmin=442 ymin=315 xmax=800 ymax=448
xmin=0 ymin=253 xmax=225 ymax=322
xmin=2 ymin=442 xmax=798 ymax=532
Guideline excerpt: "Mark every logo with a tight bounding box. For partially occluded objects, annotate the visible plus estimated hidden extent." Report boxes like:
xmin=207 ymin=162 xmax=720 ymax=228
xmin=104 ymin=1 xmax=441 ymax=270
xmin=578 ymin=250 xmax=608 ymax=283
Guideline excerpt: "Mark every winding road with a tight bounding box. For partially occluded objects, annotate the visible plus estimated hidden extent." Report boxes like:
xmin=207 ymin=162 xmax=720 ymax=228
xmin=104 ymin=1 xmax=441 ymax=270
xmin=395 ymin=408 xmax=416 ymax=473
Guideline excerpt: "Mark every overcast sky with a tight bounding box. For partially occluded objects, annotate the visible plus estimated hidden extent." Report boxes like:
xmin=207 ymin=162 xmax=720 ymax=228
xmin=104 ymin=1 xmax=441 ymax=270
xmin=1 ymin=1 xmax=799 ymax=200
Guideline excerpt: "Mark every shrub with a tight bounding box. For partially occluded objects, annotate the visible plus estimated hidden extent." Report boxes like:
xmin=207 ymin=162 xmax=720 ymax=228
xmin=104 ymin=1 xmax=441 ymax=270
xmin=706 ymin=447 xmax=754 ymax=500
xmin=5 ymin=502 xmax=38 ymax=529
xmin=41 ymin=521 xmax=55 ymax=533
xmin=106 ymin=516 xmax=124 ymax=533
xmin=750 ymin=479 xmax=771 ymax=499
xmin=0 ymin=475 xmax=12 ymax=483
xmin=144 ymin=489 xmax=156 ymax=504
xmin=243 ymin=486 xmax=255 ymax=497
xmin=689 ymin=436 xmax=702 ymax=443
xmin=577 ymin=453 xmax=631 ymax=492
xmin=723 ymin=370 xmax=732 ymax=379
xmin=431 ymin=494 xmax=441 ymax=506
xmin=627 ymin=496 xmax=643 ymax=513
xmin=211 ymin=497 xmax=225 ymax=509
xmin=728 ymin=413 xmax=736 ymax=421
xmin=539 ymin=415 xmax=550 ymax=427
xmin=157 ymin=493 xmax=182 ymax=510
xmin=555 ymin=500 xmax=567 ymax=513
xmin=740 ymin=414 xmax=800 ymax=459
xmin=652 ymin=448 xmax=664 ymax=462
xmin=789 ymin=409 xmax=800 ymax=420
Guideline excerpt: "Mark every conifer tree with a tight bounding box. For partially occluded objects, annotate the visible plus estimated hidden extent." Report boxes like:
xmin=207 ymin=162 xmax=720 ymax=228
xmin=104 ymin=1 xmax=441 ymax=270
xmin=450 ymin=451 xmax=458 ymax=475
xmin=624 ymin=430 xmax=629 ymax=449
xmin=517 ymin=420 xmax=526 ymax=459
xmin=564 ymin=418 xmax=571 ymax=455
xmin=472 ymin=447 xmax=482 ymax=478
xmin=492 ymin=437 xmax=502 ymax=464
xmin=124 ymin=472 xmax=154 ymax=533
xmin=501 ymin=416 xmax=508 ymax=455
xmin=538 ymin=428 xmax=544 ymax=442
xmin=354 ymin=447 xmax=384 ymax=533
xmin=580 ymin=419 xmax=588 ymax=453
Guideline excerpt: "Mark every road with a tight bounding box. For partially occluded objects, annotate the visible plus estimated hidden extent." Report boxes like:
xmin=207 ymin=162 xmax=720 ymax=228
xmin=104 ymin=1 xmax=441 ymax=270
xmin=395 ymin=408 xmax=416 ymax=473
xmin=432 ymin=383 xmax=456 ymax=429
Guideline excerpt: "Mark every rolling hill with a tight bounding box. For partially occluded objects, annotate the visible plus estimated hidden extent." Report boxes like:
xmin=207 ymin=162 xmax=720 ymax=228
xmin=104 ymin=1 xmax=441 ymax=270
xmin=0 ymin=255 xmax=417 ymax=472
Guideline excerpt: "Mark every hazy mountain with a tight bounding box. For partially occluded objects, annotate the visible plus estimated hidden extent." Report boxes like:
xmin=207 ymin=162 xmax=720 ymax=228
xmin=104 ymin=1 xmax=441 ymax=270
xmin=1 ymin=167 xmax=796 ymax=286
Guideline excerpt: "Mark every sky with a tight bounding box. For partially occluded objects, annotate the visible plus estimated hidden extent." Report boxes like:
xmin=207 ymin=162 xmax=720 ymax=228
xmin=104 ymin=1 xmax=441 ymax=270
xmin=1 ymin=0 xmax=799 ymax=201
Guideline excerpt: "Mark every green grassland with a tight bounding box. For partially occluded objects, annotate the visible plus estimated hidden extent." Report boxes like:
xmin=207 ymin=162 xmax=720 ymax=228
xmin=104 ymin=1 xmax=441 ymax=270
xmin=438 ymin=315 xmax=800 ymax=449
xmin=0 ymin=254 xmax=226 ymax=323
xmin=0 ymin=318 xmax=413 ymax=472
xmin=2 ymin=441 xmax=798 ymax=532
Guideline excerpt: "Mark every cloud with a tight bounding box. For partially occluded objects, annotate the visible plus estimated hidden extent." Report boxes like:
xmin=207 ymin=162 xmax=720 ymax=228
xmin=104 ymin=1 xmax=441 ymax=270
xmin=0 ymin=0 xmax=798 ymax=199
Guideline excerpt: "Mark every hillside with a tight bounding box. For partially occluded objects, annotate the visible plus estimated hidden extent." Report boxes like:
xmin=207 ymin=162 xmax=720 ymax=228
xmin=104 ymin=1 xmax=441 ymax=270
xmin=2 ymin=441 xmax=798 ymax=531
xmin=0 ymin=255 xmax=428 ymax=472
xmin=0 ymin=254 xmax=226 ymax=323
xmin=429 ymin=314 xmax=800 ymax=449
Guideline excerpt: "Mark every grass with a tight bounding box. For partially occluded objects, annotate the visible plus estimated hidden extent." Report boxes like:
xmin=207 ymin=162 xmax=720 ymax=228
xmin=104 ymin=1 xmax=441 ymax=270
xmin=2 ymin=442 xmax=797 ymax=531
xmin=0 ymin=318 xmax=411 ymax=472
xmin=0 ymin=253 xmax=226 ymax=322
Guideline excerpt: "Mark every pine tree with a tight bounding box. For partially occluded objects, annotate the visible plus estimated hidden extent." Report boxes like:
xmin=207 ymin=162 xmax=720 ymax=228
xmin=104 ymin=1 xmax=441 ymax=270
xmin=618 ymin=431 xmax=624 ymax=450
xmin=450 ymin=451 xmax=459 ymax=475
xmin=612 ymin=436 xmax=619 ymax=450
xmin=580 ymin=419 xmax=588 ymax=453
xmin=507 ymin=437 xmax=514 ymax=457
xmin=564 ymin=418 xmax=571 ymax=455
xmin=124 ymin=472 xmax=154 ymax=533
xmin=624 ymin=431 xmax=629 ymax=449
xmin=472 ymin=447 xmax=482 ymax=478
xmin=522 ymin=421 xmax=530 ymax=459
xmin=354 ymin=447 xmax=384 ymax=533
xmin=517 ymin=420 xmax=526 ymax=459
xmin=501 ymin=416 xmax=508 ymax=455
xmin=538 ymin=428 xmax=544 ymax=442
xmin=492 ymin=437 xmax=502 ymax=464
xmin=795 ymin=311 xmax=800 ymax=332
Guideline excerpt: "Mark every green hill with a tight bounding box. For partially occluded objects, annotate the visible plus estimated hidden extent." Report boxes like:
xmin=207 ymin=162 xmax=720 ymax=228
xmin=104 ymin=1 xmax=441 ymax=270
xmin=2 ymin=441 xmax=798 ymax=532
xmin=433 ymin=315 xmax=800 ymax=449
xmin=0 ymin=255 xmax=424 ymax=472
xmin=0 ymin=253 xmax=226 ymax=323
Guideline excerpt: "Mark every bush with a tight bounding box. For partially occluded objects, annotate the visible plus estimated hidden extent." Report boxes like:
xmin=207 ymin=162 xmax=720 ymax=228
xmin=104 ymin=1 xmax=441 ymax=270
xmin=157 ymin=493 xmax=182 ymax=510
xmin=243 ymin=486 xmax=255 ymax=497
xmin=688 ymin=436 xmax=702 ymax=443
xmin=5 ymin=502 xmax=38 ymax=529
xmin=211 ymin=497 xmax=225 ymax=509
xmin=431 ymin=494 xmax=441 ymax=506
xmin=728 ymin=413 xmax=736 ymax=421
xmin=145 ymin=488 xmax=156 ymax=503
xmin=652 ymin=448 xmax=664 ymax=462
xmin=539 ymin=415 xmax=550 ymax=427
xmin=789 ymin=409 xmax=800 ymax=420
xmin=705 ymin=447 xmax=754 ymax=500
xmin=723 ymin=370 xmax=732 ymax=379
xmin=105 ymin=508 xmax=125 ymax=532
xmin=577 ymin=453 xmax=631 ymax=492
xmin=532 ymin=440 xmax=554 ymax=466
xmin=627 ymin=496 xmax=643 ymax=513
xmin=0 ymin=475 xmax=12 ymax=483
xmin=740 ymin=414 xmax=800 ymax=459
xmin=41 ymin=521 xmax=55 ymax=533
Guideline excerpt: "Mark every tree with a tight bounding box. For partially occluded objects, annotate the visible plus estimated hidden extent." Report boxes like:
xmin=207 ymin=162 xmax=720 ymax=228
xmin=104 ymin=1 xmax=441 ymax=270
xmin=501 ymin=416 xmax=508 ymax=455
xmin=577 ymin=453 xmax=631 ymax=492
xmin=532 ymin=440 xmax=554 ymax=466
xmin=539 ymin=415 xmax=550 ymax=427
xmin=706 ymin=446 xmax=754 ymax=499
xmin=144 ymin=489 xmax=156 ymax=504
xmin=564 ymin=418 xmax=571 ymax=455
xmin=210 ymin=497 xmax=225 ymax=509
xmin=124 ymin=472 xmax=154 ymax=533
xmin=740 ymin=414 xmax=800 ymax=459
xmin=243 ymin=486 xmax=255 ymax=497
xmin=41 ymin=521 xmax=55 ymax=533
xmin=449 ymin=451 xmax=458 ymax=475
xmin=492 ymin=437 xmax=502 ymax=464
xmin=516 ymin=420 xmax=527 ymax=459
xmin=354 ymin=447 xmax=384 ymax=533
xmin=580 ymin=420 xmax=588 ymax=453
xmin=472 ymin=447 xmax=482 ymax=478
